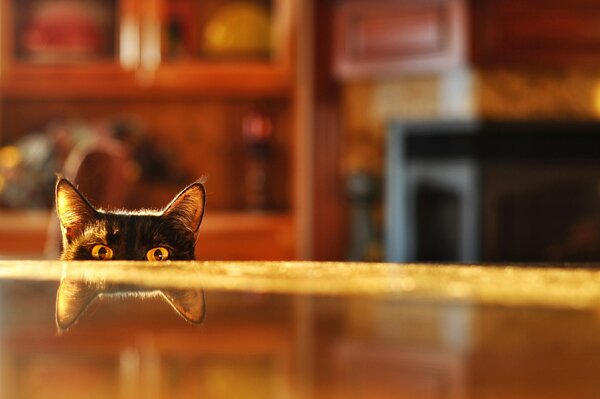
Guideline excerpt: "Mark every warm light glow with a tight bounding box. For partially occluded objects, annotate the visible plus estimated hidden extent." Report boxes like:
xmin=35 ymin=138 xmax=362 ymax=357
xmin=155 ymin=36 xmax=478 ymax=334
xmin=141 ymin=22 xmax=161 ymax=72
xmin=0 ymin=146 xmax=22 ymax=168
xmin=2 ymin=260 xmax=600 ymax=310
xmin=593 ymin=82 xmax=600 ymax=116
xmin=119 ymin=16 xmax=140 ymax=70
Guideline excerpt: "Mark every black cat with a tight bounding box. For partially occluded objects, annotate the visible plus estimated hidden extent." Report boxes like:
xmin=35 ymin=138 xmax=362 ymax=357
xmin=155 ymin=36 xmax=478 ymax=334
xmin=54 ymin=177 xmax=206 ymax=330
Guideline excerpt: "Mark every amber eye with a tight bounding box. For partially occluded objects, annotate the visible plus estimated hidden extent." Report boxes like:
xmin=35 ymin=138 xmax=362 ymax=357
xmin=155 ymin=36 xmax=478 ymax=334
xmin=91 ymin=245 xmax=113 ymax=260
xmin=147 ymin=247 xmax=170 ymax=261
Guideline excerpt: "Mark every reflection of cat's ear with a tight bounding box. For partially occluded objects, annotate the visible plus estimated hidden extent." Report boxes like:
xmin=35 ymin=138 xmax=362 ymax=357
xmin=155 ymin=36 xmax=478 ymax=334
xmin=162 ymin=180 xmax=206 ymax=240
xmin=55 ymin=279 xmax=99 ymax=331
xmin=56 ymin=177 xmax=98 ymax=243
xmin=161 ymin=289 xmax=206 ymax=324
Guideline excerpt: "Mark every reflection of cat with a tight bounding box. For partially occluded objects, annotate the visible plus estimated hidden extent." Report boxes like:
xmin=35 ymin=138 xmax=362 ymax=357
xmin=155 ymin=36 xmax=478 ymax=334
xmin=54 ymin=177 xmax=206 ymax=330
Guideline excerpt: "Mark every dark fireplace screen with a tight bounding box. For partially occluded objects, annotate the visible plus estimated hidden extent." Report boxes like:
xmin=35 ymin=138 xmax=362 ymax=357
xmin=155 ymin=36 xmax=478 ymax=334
xmin=386 ymin=121 xmax=600 ymax=263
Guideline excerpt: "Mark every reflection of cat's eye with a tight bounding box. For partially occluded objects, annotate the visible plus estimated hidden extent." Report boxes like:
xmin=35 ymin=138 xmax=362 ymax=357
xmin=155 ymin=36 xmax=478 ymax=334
xmin=91 ymin=244 xmax=113 ymax=260
xmin=147 ymin=247 xmax=170 ymax=261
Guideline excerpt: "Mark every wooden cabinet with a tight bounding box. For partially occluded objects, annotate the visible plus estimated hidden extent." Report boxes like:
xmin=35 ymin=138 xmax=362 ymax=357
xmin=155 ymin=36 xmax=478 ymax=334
xmin=0 ymin=0 xmax=294 ymax=98
xmin=152 ymin=0 xmax=294 ymax=96
xmin=0 ymin=0 xmax=135 ymax=97
xmin=334 ymin=0 xmax=600 ymax=79
xmin=333 ymin=0 xmax=467 ymax=79
xmin=472 ymin=0 xmax=600 ymax=66
xmin=0 ymin=0 xmax=303 ymax=261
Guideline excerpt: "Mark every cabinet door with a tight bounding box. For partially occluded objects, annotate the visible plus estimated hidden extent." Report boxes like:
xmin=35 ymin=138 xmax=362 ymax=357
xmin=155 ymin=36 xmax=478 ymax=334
xmin=148 ymin=0 xmax=294 ymax=96
xmin=0 ymin=0 xmax=140 ymax=97
xmin=473 ymin=0 xmax=600 ymax=66
xmin=333 ymin=0 xmax=467 ymax=79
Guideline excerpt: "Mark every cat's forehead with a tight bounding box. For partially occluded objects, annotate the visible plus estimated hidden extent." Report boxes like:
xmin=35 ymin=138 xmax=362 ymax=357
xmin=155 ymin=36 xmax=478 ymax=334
xmin=96 ymin=209 xmax=164 ymax=232
xmin=98 ymin=208 xmax=163 ymax=217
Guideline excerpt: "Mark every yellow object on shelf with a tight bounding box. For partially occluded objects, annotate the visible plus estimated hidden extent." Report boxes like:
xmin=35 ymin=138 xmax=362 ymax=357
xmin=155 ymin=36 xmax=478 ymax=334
xmin=203 ymin=2 xmax=271 ymax=58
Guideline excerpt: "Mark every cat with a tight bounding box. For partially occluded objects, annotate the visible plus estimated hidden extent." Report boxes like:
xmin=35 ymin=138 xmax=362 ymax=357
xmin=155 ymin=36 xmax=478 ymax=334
xmin=54 ymin=176 xmax=206 ymax=330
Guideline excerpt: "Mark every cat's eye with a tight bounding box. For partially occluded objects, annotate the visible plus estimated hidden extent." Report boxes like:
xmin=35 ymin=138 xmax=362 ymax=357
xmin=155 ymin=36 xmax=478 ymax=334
xmin=91 ymin=245 xmax=113 ymax=260
xmin=147 ymin=247 xmax=170 ymax=261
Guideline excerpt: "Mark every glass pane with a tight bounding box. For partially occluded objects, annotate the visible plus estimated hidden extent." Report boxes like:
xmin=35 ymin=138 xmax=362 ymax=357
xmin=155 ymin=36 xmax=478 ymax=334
xmin=12 ymin=0 xmax=118 ymax=64
xmin=162 ymin=0 xmax=273 ymax=62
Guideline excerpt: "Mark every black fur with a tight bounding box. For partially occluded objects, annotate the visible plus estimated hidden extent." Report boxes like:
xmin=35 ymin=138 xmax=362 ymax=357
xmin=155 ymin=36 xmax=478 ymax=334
xmin=54 ymin=177 xmax=207 ymax=330
xmin=55 ymin=177 xmax=206 ymax=261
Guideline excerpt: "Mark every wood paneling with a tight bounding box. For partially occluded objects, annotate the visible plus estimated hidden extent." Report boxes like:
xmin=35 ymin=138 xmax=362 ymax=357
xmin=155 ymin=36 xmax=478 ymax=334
xmin=311 ymin=0 xmax=346 ymax=260
xmin=472 ymin=0 xmax=600 ymax=66
xmin=0 ymin=98 xmax=292 ymax=211
xmin=335 ymin=0 xmax=600 ymax=76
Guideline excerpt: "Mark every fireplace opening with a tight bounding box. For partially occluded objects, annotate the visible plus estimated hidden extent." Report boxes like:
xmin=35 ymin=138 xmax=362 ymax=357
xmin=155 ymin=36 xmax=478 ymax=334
xmin=386 ymin=121 xmax=600 ymax=263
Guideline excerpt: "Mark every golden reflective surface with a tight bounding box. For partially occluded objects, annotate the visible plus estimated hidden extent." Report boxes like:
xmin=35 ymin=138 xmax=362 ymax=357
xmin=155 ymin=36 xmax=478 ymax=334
xmin=2 ymin=261 xmax=600 ymax=398
xmin=1 ymin=260 xmax=600 ymax=308
xmin=56 ymin=278 xmax=205 ymax=330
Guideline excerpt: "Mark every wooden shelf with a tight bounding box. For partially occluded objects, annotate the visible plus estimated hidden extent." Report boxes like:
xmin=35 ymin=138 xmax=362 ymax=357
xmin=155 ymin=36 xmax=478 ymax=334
xmin=0 ymin=0 xmax=294 ymax=99
xmin=0 ymin=61 xmax=292 ymax=100
xmin=0 ymin=0 xmax=304 ymax=260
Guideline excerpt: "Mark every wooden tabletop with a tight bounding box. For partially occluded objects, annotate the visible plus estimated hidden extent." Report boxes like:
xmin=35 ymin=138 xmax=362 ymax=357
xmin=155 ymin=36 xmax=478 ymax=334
xmin=2 ymin=260 xmax=600 ymax=309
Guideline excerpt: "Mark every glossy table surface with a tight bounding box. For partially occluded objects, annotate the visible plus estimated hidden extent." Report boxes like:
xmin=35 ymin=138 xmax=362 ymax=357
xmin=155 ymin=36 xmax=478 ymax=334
xmin=2 ymin=261 xmax=600 ymax=399
xmin=2 ymin=260 xmax=600 ymax=308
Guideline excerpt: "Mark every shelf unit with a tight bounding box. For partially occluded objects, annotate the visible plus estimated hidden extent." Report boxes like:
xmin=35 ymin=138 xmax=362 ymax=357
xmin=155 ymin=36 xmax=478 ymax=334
xmin=0 ymin=0 xmax=293 ymax=97
xmin=0 ymin=0 xmax=302 ymax=260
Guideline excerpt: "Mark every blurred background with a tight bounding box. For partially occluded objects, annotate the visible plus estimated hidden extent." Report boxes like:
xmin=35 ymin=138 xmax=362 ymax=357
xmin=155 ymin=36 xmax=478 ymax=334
xmin=4 ymin=3 xmax=600 ymax=399
xmin=2 ymin=0 xmax=600 ymax=263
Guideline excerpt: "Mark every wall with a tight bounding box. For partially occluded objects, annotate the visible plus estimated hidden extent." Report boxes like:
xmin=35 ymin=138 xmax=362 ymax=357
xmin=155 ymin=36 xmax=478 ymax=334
xmin=342 ymin=68 xmax=600 ymax=176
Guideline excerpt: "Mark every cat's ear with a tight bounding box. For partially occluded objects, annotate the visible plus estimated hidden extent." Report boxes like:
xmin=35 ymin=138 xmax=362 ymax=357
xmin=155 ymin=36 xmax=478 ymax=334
xmin=55 ymin=177 xmax=98 ymax=243
xmin=161 ymin=289 xmax=206 ymax=324
xmin=55 ymin=279 xmax=99 ymax=331
xmin=162 ymin=180 xmax=206 ymax=240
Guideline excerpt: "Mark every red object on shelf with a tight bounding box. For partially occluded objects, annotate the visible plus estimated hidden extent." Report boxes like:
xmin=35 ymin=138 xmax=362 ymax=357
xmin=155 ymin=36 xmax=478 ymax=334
xmin=20 ymin=1 xmax=113 ymax=61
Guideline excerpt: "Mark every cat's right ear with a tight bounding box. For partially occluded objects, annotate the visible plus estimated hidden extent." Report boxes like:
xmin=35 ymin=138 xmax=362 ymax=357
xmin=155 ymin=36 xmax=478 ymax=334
xmin=162 ymin=179 xmax=206 ymax=241
xmin=55 ymin=177 xmax=98 ymax=243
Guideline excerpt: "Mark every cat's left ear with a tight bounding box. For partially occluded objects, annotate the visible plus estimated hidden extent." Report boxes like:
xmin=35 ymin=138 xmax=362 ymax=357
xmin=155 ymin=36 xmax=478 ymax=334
xmin=162 ymin=180 xmax=206 ymax=240
xmin=56 ymin=177 xmax=98 ymax=243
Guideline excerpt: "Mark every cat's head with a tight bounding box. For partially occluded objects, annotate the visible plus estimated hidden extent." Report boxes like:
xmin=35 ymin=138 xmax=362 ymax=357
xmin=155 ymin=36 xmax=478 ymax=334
xmin=55 ymin=177 xmax=206 ymax=261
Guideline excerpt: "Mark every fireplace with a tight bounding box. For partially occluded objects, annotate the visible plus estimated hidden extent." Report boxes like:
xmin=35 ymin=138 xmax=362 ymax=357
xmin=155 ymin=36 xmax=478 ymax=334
xmin=385 ymin=121 xmax=600 ymax=262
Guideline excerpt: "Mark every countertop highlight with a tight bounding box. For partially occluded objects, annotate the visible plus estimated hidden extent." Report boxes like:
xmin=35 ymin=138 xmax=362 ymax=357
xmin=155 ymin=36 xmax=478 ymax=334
xmin=1 ymin=261 xmax=600 ymax=309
